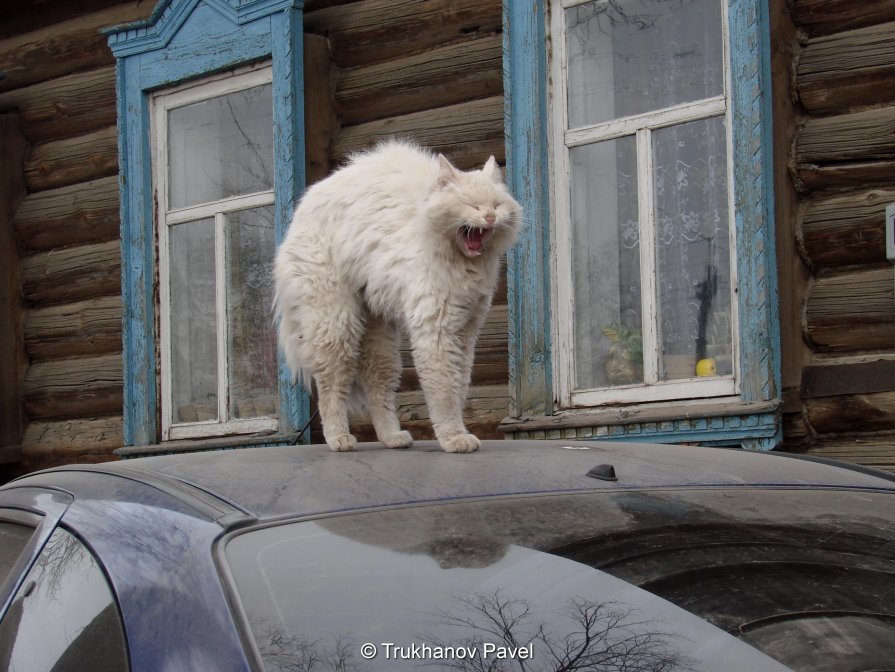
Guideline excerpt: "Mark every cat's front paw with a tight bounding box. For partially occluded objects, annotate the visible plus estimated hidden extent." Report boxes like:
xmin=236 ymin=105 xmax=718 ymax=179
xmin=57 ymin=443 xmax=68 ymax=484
xmin=327 ymin=433 xmax=357 ymax=452
xmin=380 ymin=430 xmax=414 ymax=449
xmin=441 ymin=433 xmax=480 ymax=454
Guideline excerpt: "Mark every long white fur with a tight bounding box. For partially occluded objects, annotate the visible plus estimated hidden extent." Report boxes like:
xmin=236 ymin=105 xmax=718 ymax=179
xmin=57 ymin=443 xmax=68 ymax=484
xmin=274 ymin=140 xmax=521 ymax=453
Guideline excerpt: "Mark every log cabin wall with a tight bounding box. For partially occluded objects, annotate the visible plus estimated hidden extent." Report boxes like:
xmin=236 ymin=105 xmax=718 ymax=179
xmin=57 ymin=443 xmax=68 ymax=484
xmin=0 ymin=1 xmax=154 ymax=476
xmin=303 ymin=0 xmax=509 ymax=441
xmin=782 ymin=0 xmax=895 ymax=471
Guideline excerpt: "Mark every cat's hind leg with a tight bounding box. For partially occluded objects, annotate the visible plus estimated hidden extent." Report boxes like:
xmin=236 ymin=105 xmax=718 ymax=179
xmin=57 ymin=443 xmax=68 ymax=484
xmin=308 ymin=291 xmax=366 ymax=452
xmin=359 ymin=315 xmax=413 ymax=449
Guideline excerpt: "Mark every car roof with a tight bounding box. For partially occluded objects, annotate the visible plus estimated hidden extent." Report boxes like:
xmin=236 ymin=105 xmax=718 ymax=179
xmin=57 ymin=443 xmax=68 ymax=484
xmin=32 ymin=439 xmax=895 ymax=522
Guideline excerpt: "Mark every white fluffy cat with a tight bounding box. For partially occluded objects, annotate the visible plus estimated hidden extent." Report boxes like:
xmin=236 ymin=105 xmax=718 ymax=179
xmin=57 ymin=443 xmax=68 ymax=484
xmin=274 ymin=140 xmax=521 ymax=453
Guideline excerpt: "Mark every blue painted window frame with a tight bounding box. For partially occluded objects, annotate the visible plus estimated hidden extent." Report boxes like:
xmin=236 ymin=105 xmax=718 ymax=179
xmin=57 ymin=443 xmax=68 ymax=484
xmin=503 ymin=0 xmax=781 ymax=449
xmin=107 ymin=0 xmax=309 ymax=446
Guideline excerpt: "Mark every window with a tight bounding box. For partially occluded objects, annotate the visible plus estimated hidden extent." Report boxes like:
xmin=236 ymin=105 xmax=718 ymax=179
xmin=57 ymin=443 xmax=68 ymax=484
xmin=0 ymin=528 xmax=129 ymax=671
xmin=503 ymin=0 xmax=780 ymax=447
xmin=552 ymin=0 xmax=735 ymax=407
xmin=108 ymin=0 xmax=308 ymax=447
xmin=152 ymin=67 xmax=279 ymax=440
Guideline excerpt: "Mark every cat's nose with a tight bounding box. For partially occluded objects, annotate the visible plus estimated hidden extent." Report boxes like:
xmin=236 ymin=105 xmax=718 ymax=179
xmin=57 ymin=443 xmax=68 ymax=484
xmin=485 ymin=213 xmax=496 ymax=225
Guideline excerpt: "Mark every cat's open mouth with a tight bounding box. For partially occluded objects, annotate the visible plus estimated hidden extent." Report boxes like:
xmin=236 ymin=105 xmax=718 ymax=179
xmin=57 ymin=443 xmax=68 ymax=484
xmin=459 ymin=225 xmax=493 ymax=257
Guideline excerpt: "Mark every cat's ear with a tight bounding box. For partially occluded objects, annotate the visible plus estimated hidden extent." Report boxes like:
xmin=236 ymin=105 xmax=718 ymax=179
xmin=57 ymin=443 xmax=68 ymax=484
xmin=436 ymin=153 xmax=458 ymax=189
xmin=482 ymin=155 xmax=502 ymax=183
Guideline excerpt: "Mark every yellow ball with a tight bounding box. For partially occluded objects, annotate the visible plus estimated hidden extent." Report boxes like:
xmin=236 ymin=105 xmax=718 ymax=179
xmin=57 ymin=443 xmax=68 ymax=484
xmin=695 ymin=358 xmax=717 ymax=377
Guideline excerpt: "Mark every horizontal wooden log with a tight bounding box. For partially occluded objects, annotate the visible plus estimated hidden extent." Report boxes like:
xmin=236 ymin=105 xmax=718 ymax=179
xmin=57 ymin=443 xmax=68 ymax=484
xmin=24 ymin=353 xmax=122 ymax=420
xmin=796 ymin=159 xmax=895 ymax=193
xmin=25 ymin=125 xmax=118 ymax=192
xmin=25 ymin=295 xmax=122 ymax=361
xmin=801 ymin=359 xmax=895 ymax=398
xmin=22 ymin=239 xmax=121 ymax=306
xmin=798 ymin=435 xmax=895 ymax=473
xmin=305 ymin=0 xmax=502 ymax=68
xmin=334 ymin=95 xmax=505 ymax=168
xmin=791 ymin=0 xmax=895 ymax=36
xmin=805 ymin=267 xmax=895 ymax=351
xmin=0 ymin=3 xmax=151 ymax=93
xmin=336 ymin=34 xmax=503 ymax=125
xmin=798 ymin=188 xmax=893 ymax=267
xmin=797 ymin=107 xmax=895 ymax=164
xmin=0 ymin=66 xmax=116 ymax=143
xmin=798 ymin=22 xmax=895 ymax=114
xmin=21 ymin=415 xmax=124 ymax=461
xmin=807 ymin=392 xmax=895 ymax=435
xmin=15 ymin=175 xmax=119 ymax=252
xmin=0 ymin=0 xmax=141 ymax=40
xmin=346 ymin=383 xmax=509 ymax=442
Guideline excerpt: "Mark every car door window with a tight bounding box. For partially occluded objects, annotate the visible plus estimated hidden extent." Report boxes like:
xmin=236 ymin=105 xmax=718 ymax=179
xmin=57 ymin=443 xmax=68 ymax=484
xmin=0 ymin=527 xmax=129 ymax=671
xmin=0 ymin=522 xmax=35 ymax=584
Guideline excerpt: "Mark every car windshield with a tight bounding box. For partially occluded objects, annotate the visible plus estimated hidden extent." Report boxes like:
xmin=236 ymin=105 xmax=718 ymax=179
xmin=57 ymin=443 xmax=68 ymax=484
xmin=224 ymin=487 xmax=895 ymax=672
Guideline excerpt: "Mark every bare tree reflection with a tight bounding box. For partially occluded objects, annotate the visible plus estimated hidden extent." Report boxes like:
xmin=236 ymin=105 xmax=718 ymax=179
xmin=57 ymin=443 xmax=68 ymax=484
xmin=252 ymin=619 xmax=368 ymax=672
xmin=426 ymin=590 xmax=691 ymax=672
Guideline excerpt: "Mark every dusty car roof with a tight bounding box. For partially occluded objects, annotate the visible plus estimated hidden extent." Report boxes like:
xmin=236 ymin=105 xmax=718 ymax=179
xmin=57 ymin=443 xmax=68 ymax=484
xmin=57 ymin=439 xmax=895 ymax=521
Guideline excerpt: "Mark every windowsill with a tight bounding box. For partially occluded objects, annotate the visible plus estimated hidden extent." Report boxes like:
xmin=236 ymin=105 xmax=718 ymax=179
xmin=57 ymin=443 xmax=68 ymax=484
xmin=500 ymin=398 xmax=781 ymax=449
xmin=114 ymin=431 xmax=300 ymax=459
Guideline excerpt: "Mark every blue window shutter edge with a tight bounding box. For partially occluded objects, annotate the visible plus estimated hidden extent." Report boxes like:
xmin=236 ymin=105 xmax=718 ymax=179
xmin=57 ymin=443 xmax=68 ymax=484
xmin=110 ymin=0 xmax=309 ymax=446
xmin=503 ymin=0 xmax=553 ymax=420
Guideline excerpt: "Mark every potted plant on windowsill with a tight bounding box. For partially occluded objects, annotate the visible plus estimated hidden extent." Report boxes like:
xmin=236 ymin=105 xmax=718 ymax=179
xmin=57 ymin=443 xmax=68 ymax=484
xmin=601 ymin=323 xmax=643 ymax=386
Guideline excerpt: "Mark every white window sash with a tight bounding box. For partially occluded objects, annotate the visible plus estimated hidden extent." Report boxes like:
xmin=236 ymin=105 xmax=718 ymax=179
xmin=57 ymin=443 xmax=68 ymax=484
xmin=153 ymin=66 xmax=278 ymax=441
xmin=549 ymin=0 xmax=738 ymax=408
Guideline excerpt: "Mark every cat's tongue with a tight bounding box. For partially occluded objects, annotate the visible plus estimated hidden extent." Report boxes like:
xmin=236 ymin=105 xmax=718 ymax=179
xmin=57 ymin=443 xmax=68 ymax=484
xmin=465 ymin=227 xmax=486 ymax=253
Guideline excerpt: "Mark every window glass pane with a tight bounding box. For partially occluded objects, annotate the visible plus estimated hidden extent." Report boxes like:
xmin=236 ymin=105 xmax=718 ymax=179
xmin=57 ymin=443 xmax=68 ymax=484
xmin=170 ymin=218 xmax=218 ymax=422
xmin=570 ymin=137 xmax=642 ymax=390
xmin=653 ymin=116 xmax=732 ymax=380
xmin=0 ymin=528 xmax=128 ymax=671
xmin=565 ymin=0 xmax=724 ymax=127
xmin=168 ymin=83 xmax=273 ymax=209
xmin=0 ymin=522 xmax=35 ymax=583
xmin=227 ymin=206 xmax=278 ymax=420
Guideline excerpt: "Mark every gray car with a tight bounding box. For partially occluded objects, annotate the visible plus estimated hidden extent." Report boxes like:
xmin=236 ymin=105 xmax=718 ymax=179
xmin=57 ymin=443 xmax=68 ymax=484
xmin=1 ymin=440 xmax=894 ymax=671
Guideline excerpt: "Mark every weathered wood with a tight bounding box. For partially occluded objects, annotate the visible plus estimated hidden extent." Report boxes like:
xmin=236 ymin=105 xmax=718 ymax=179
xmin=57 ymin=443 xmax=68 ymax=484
xmin=0 ymin=2 xmax=152 ymax=93
xmin=0 ymin=114 xmax=27 ymax=464
xmin=0 ymin=66 xmax=116 ymax=143
xmin=21 ymin=415 xmax=124 ymax=461
xmin=304 ymin=34 xmax=338 ymax=185
xmin=805 ymin=267 xmax=895 ymax=351
xmin=24 ymin=353 xmax=123 ymax=420
xmin=0 ymin=0 xmax=140 ymax=40
xmin=336 ymin=34 xmax=503 ymax=125
xmin=334 ymin=95 xmax=505 ymax=167
xmin=22 ymin=239 xmax=121 ymax=306
xmin=15 ymin=175 xmax=119 ymax=252
xmin=798 ymin=21 xmax=895 ymax=113
xmin=796 ymin=159 xmax=895 ymax=193
xmin=25 ymin=126 xmax=118 ymax=192
xmin=807 ymin=391 xmax=895 ymax=435
xmin=797 ymin=107 xmax=895 ymax=164
xmin=798 ymin=188 xmax=893 ymax=267
xmin=347 ymin=383 xmax=509 ymax=442
xmin=771 ymin=0 xmax=811 ymax=393
xmin=25 ymin=295 xmax=122 ymax=361
xmin=797 ymin=435 xmax=895 ymax=473
xmin=304 ymin=0 xmax=502 ymax=68
xmin=801 ymin=360 xmax=895 ymax=398
xmin=791 ymin=0 xmax=895 ymax=37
